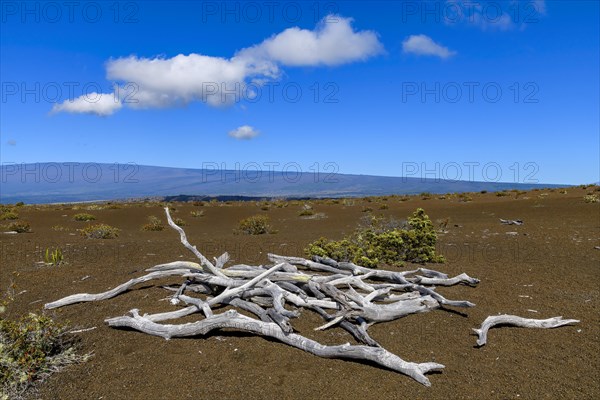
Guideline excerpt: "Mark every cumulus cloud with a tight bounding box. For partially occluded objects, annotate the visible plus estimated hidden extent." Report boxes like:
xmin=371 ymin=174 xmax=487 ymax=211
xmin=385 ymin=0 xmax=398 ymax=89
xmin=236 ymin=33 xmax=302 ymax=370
xmin=53 ymin=15 xmax=383 ymax=116
xmin=237 ymin=16 xmax=384 ymax=67
xmin=228 ymin=125 xmax=259 ymax=140
xmin=52 ymin=92 xmax=122 ymax=116
xmin=402 ymin=35 xmax=456 ymax=59
xmin=105 ymin=54 xmax=278 ymax=109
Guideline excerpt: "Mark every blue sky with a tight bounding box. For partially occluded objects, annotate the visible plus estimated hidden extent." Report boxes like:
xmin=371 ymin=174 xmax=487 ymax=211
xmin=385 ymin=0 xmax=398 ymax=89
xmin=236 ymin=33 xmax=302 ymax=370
xmin=1 ymin=0 xmax=598 ymax=184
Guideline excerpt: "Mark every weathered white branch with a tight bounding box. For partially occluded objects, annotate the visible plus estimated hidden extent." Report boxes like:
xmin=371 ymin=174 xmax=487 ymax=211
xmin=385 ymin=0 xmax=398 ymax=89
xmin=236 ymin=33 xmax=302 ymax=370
xmin=164 ymin=207 xmax=226 ymax=278
xmin=105 ymin=309 xmax=444 ymax=386
xmin=473 ymin=315 xmax=580 ymax=346
xmin=412 ymin=273 xmax=480 ymax=286
xmin=44 ymin=269 xmax=193 ymax=309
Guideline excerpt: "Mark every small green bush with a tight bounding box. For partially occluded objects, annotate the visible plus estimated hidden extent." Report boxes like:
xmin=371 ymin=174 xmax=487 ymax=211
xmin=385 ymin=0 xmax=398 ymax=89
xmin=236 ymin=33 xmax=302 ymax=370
xmin=73 ymin=213 xmax=96 ymax=222
xmin=458 ymin=194 xmax=472 ymax=202
xmin=173 ymin=218 xmax=187 ymax=227
xmin=0 ymin=313 xmax=89 ymax=398
xmin=44 ymin=248 xmax=64 ymax=266
xmin=305 ymin=208 xmax=444 ymax=268
xmin=141 ymin=216 xmax=164 ymax=231
xmin=236 ymin=215 xmax=273 ymax=235
xmin=6 ymin=221 xmax=30 ymax=233
xmin=0 ymin=212 xmax=19 ymax=221
xmin=80 ymin=224 xmax=119 ymax=239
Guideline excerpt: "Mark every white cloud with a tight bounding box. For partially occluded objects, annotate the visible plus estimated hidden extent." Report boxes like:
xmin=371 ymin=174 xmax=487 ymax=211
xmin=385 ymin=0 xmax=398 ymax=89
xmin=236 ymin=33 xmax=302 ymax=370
xmin=105 ymin=54 xmax=278 ymax=109
xmin=402 ymin=35 xmax=456 ymax=59
xmin=52 ymin=92 xmax=122 ymax=116
xmin=237 ymin=16 xmax=384 ymax=67
xmin=53 ymin=15 xmax=383 ymax=115
xmin=228 ymin=125 xmax=259 ymax=140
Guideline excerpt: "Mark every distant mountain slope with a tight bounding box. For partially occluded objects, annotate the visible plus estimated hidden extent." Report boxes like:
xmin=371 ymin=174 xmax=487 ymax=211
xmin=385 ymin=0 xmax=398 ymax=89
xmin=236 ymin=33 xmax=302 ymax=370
xmin=0 ymin=163 xmax=568 ymax=204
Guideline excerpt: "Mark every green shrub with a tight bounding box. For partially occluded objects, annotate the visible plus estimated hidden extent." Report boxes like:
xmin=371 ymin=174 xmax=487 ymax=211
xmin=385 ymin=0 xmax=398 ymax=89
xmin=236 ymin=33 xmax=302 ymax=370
xmin=6 ymin=221 xmax=30 ymax=233
xmin=236 ymin=215 xmax=273 ymax=235
xmin=584 ymin=194 xmax=599 ymax=203
xmin=73 ymin=213 xmax=96 ymax=222
xmin=80 ymin=224 xmax=119 ymax=239
xmin=0 ymin=212 xmax=19 ymax=221
xmin=173 ymin=218 xmax=187 ymax=227
xmin=299 ymin=205 xmax=315 ymax=217
xmin=0 ymin=313 xmax=89 ymax=398
xmin=44 ymin=248 xmax=63 ymax=266
xmin=305 ymin=208 xmax=444 ymax=268
xmin=190 ymin=210 xmax=204 ymax=218
xmin=458 ymin=194 xmax=473 ymax=202
xmin=141 ymin=216 xmax=164 ymax=231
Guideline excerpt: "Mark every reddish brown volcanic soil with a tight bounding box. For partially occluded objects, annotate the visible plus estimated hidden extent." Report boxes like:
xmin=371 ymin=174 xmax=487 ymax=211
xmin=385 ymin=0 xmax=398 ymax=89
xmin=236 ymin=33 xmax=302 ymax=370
xmin=1 ymin=188 xmax=599 ymax=399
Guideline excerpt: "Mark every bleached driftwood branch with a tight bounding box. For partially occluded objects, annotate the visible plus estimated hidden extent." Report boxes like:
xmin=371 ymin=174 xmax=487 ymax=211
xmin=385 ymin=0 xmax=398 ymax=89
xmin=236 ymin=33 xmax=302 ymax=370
xmin=473 ymin=315 xmax=580 ymax=346
xmin=106 ymin=309 xmax=444 ymax=386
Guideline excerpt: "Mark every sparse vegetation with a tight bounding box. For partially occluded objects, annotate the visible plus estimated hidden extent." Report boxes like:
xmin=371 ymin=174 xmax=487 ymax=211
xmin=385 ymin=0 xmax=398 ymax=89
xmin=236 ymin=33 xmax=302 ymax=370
xmin=458 ymin=194 xmax=472 ymax=202
xmin=0 ymin=312 xmax=89 ymax=399
xmin=496 ymin=191 xmax=509 ymax=197
xmin=73 ymin=213 xmax=96 ymax=222
xmin=80 ymin=224 xmax=119 ymax=239
xmin=190 ymin=210 xmax=204 ymax=218
xmin=236 ymin=215 xmax=274 ymax=235
xmin=583 ymin=194 xmax=599 ymax=203
xmin=299 ymin=204 xmax=315 ymax=217
xmin=0 ymin=211 xmax=19 ymax=221
xmin=6 ymin=221 xmax=31 ymax=233
xmin=173 ymin=218 xmax=187 ymax=227
xmin=51 ymin=225 xmax=69 ymax=232
xmin=44 ymin=248 xmax=64 ymax=266
xmin=306 ymin=208 xmax=444 ymax=268
xmin=141 ymin=216 xmax=164 ymax=231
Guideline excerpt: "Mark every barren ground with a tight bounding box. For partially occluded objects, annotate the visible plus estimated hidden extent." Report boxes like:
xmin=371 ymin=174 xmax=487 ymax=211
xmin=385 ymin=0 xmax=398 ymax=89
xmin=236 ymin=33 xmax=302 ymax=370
xmin=1 ymin=187 xmax=599 ymax=399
